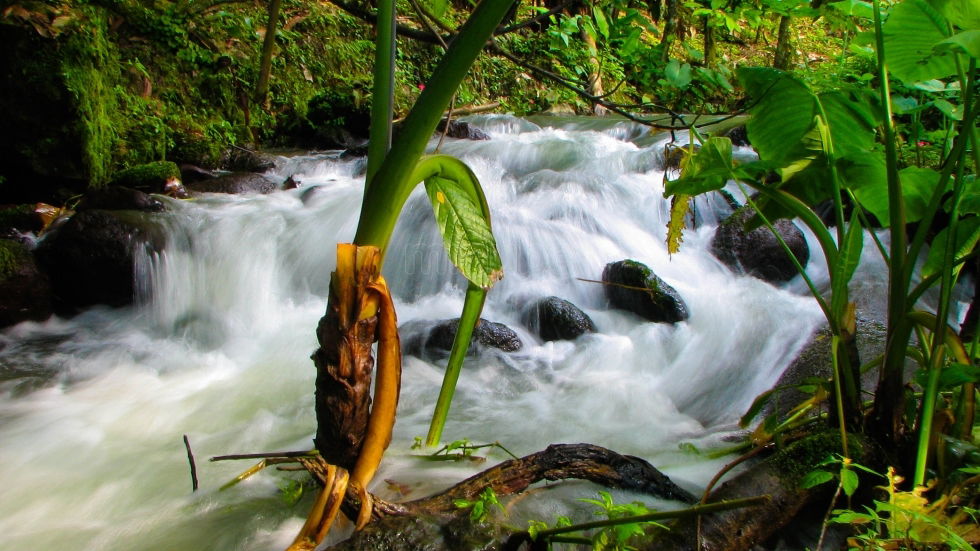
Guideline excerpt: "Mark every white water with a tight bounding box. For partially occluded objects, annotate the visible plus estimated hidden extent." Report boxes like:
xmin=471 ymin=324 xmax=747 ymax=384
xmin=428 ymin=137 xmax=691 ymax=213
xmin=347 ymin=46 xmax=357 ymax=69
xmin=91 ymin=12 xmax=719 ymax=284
xmin=0 ymin=116 xmax=831 ymax=550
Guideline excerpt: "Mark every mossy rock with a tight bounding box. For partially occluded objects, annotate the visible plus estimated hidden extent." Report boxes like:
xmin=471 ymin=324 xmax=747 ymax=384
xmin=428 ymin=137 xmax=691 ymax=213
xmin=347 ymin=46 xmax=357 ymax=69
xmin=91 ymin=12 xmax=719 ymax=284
xmin=0 ymin=239 xmax=53 ymax=327
xmin=109 ymin=161 xmax=180 ymax=193
xmin=602 ymin=260 xmax=689 ymax=323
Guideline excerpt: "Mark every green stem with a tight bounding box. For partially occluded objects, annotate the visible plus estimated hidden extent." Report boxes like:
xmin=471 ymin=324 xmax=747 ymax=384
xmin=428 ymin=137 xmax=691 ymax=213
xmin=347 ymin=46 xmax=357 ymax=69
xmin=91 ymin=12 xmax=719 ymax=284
xmin=426 ymin=282 xmax=486 ymax=446
xmin=871 ymin=0 xmax=908 ymax=443
xmin=354 ymin=0 xmax=515 ymax=256
xmin=831 ymin=335 xmax=851 ymax=458
xmin=365 ymin=0 xmax=397 ymax=184
xmin=915 ymin=78 xmax=974 ymax=486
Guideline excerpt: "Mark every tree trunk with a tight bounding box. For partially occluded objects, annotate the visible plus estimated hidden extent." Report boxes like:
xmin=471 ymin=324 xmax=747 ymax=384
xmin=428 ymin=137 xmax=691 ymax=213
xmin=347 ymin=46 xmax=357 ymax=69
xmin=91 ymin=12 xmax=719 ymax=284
xmin=659 ymin=0 xmax=679 ymax=63
xmin=579 ymin=5 xmax=606 ymax=114
xmin=773 ymin=14 xmax=793 ymax=70
xmin=255 ymin=0 xmax=283 ymax=105
xmin=702 ymin=16 xmax=715 ymax=67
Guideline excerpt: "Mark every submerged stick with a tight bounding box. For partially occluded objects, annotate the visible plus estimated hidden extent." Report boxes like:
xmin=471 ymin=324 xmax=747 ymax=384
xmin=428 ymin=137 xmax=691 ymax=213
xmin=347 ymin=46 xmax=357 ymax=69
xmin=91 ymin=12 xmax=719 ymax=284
xmin=183 ymin=434 xmax=199 ymax=492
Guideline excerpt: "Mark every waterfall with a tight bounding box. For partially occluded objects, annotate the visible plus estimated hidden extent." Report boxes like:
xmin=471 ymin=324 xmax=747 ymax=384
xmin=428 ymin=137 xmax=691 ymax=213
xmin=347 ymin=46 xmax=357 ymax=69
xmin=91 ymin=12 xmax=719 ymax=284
xmin=0 ymin=115 xmax=829 ymax=550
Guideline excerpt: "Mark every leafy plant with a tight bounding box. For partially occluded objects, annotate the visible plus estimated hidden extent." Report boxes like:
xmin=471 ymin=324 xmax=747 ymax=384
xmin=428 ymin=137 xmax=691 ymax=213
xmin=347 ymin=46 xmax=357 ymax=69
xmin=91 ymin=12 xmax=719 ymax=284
xmin=454 ymin=486 xmax=504 ymax=523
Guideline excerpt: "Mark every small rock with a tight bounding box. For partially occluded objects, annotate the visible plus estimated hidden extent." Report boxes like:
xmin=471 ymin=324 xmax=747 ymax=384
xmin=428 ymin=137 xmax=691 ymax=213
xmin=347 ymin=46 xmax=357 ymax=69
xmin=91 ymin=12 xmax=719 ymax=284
xmin=602 ymin=260 xmax=689 ymax=323
xmin=186 ymin=172 xmax=276 ymax=195
xmin=436 ymin=119 xmax=490 ymax=140
xmin=524 ymin=296 xmax=596 ymax=341
xmin=424 ymin=317 xmax=522 ymax=355
xmin=711 ymin=207 xmax=810 ymax=283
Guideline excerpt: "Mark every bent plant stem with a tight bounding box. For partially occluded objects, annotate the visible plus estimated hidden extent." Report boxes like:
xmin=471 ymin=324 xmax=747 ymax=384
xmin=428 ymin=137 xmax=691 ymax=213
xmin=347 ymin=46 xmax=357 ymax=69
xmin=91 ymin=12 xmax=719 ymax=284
xmin=298 ymin=2 xmax=513 ymax=546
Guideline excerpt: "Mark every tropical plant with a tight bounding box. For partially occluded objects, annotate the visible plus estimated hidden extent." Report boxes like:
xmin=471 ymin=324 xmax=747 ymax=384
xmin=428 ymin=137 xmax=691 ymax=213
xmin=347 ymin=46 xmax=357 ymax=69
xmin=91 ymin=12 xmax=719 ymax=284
xmin=664 ymin=0 xmax=978 ymax=507
xmin=286 ymin=1 xmax=514 ymax=549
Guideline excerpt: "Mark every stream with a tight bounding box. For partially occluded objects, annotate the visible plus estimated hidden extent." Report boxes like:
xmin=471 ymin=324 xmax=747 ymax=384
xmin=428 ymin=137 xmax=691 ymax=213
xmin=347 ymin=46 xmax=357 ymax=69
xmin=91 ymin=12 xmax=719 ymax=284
xmin=0 ymin=115 xmax=845 ymax=550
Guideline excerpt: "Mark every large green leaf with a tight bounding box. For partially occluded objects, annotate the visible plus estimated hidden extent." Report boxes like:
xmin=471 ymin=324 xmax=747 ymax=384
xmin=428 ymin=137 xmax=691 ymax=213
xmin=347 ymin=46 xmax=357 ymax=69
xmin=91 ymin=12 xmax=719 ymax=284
xmin=418 ymin=159 xmax=503 ymax=290
xmin=738 ymin=67 xmax=818 ymax=165
xmin=922 ymin=216 xmax=980 ymax=278
xmin=934 ymin=30 xmax=980 ymax=59
xmin=818 ymin=89 xmax=879 ymax=157
xmin=931 ymin=0 xmax=980 ymax=30
xmin=849 ymin=163 xmax=942 ymax=225
xmin=663 ymin=138 xmax=734 ymax=196
xmin=883 ymin=0 xmax=957 ymax=83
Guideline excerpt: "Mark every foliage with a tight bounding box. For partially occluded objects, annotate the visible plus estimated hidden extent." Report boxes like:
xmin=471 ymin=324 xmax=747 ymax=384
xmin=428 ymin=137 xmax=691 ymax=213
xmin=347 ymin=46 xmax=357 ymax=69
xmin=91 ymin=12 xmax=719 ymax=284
xmin=830 ymin=467 xmax=980 ymax=550
xmin=453 ymin=486 xmax=504 ymax=523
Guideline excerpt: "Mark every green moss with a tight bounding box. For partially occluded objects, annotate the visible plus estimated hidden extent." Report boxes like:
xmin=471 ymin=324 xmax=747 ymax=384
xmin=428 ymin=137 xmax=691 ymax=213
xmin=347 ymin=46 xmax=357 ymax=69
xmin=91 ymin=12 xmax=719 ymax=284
xmin=110 ymin=161 xmax=180 ymax=189
xmin=0 ymin=239 xmax=30 ymax=282
xmin=769 ymin=431 xmax=870 ymax=486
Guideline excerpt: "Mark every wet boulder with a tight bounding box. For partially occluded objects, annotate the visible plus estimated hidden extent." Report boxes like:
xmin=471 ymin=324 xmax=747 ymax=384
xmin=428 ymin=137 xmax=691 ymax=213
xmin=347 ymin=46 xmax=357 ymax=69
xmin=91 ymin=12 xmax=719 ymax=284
xmin=711 ymin=207 xmax=809 ymax=283
xmin=523 ymin=296 xmax=596 ymax=342
xmin=436 ymin=119 xmax=490 ymax=141
xmin=424 ymin=317 xmax=523 ymax=355
xmin=186 ymin=172 xmax=276 ymax=195
xmin=602 ymin=260 xmax=688 ymax=323
xmin=0 ymin=239 xmax=53 ymax=327
xmin=221 ymin=147 xmax=276 ymax=172
xmin=34 ymin=209 xmax=161 ymax=311
xmin=76 ymin=186 xmax=165 ymax=212
xmin=179 ymin=164 xmax=217 ymax=184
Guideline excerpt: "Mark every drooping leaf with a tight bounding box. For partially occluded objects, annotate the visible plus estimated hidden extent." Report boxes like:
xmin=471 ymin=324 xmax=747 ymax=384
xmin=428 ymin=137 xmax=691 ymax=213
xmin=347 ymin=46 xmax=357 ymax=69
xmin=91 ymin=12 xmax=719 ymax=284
xmin=882 ymin=0 xmax=957 ymax=83
xmin=934 ymin=98 xmax=965 ymax=120
xmin=738 ymin=67 xmax=818 ymax=165
xmin=915 ymin=362 xmax=980 ymax=390
xmin=840 ymin=468 xmax=860 ymax=497
xmin=819 ymin=89 xmax=879 ymax=157
xmin=593 ymin=6 xmax=609 ymax=39
xmin=663 ymin=137 xmax=734 ymax=196
xmin=667 ymin=194 xmax=691 ymax=254
xmin=425 ymin=175 xmax=503 ymax=289
xmin=922 ymin=216 xmax=980 ymax=278
xmin=934 ymin=30 xmax=980 ymax=58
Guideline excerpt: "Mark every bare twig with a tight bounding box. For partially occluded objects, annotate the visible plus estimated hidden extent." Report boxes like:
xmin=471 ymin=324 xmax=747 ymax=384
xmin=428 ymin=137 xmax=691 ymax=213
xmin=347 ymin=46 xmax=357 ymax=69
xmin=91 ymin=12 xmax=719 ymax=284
xmin=183 ymin=434 xmax=199 ymax=492
xmin=210 ymin=450 xmax=318 ymax=462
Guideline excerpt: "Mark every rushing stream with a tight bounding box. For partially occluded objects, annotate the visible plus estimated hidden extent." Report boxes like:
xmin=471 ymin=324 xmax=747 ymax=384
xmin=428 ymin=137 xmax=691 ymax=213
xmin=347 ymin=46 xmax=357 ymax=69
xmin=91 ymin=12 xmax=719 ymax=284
xmin=0 ymin=115 xmax=839 ymax=550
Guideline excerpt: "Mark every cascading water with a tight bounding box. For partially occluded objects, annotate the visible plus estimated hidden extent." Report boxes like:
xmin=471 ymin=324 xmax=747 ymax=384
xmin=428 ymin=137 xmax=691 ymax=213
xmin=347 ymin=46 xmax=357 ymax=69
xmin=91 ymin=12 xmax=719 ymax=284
xmin=0 ymin=115 xmax=832 ymax=550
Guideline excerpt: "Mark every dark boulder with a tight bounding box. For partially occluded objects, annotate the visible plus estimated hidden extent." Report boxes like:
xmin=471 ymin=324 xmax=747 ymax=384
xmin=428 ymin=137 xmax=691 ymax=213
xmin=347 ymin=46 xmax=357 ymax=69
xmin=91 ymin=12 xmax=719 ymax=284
xmin=523 ymin=296 xmax=596 ymax=341
xmin=720 ymin=124 xmax=750 ymax=147
xmin=34 ymin=209 xmax=161 ymax=311
xmin=76 ymin=186 xmax=165 ymax=212
xmin=186 ymin=172 xmax=276 ymax=195
xmin=602 ymin=260 xmax=689 ymax=323
xmin=436 ymin=119 xmax=490 ymax=141
xmin=0 ymin=239 xmax=53 ymax=327
xmin=179 ymin=164 xmax=217 ymax=184
xmin=220 ymin=147 xmax=276 ymax=172
xmin=424 ymin=318 xmax=523 ymax=355
xmin=711 ymin=207 xmax=809 ymax=283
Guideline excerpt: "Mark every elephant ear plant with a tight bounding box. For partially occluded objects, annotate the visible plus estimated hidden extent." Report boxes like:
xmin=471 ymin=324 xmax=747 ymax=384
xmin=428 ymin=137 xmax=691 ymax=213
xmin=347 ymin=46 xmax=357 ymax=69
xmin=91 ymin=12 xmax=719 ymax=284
xmin=286 ymin=1 xmax=514 ymax=550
